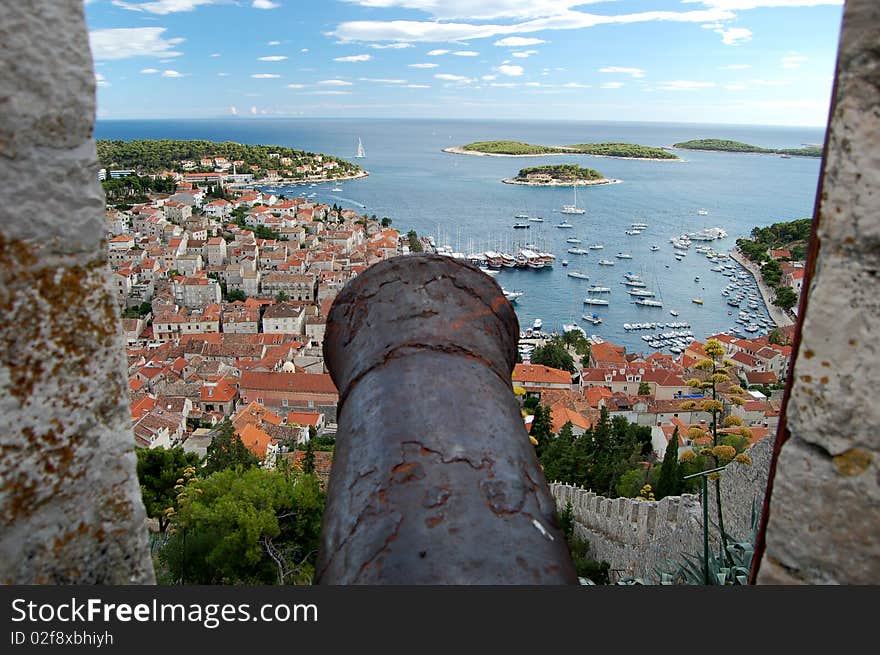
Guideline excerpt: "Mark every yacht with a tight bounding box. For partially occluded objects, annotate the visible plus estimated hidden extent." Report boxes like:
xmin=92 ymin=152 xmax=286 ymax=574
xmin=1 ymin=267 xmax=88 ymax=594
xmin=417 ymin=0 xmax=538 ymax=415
xmin=650 ymin=245 xmax=660 ymax=251
xmin=697 ymin=208 xmax=709 ymax=216
xmin=616 ymin=252 xmax=633 ymax=259
xmin=533 ymin=318 xmax=543 ymax=330
xmin=515 ymin=213 xmax=529 ymax=220
xmin=331 ymin=185 xmax=343 ymax=192
xmin=557 ymin=220 xmax=574 ymax=229
xmin=568 ymin=271 xmax=590 ymax=280
xmin=588 ymin=243 xmax=604 ymax=250
xmin=632 ymin=222 xmax=649 ymax=229
xmin=635 ymin=298 xmax=663 ymax=307
xmin=478 ymin=267 xmax=498 ymax=277
xmin=513 ymin=222 xmax=530 ymax=229
xmin=586 ymin=285 xmax=611 ymax=293
xmin=582 ymin=314 xmax=603 ymax=325
xmin=560 ymin=185 xmax=586 ymax=214
xmin=566 ymin=237 xmax=582 ymax=244
xmin=628 ymin=289 xmax=655 ymax=297
xmin=669 ymin=310 xmax=680 ymax=317
xmin=355 ymin=138 xmax=366 ymax=158
xmin=528 ymin=216 xmax=545 ymax=223
xmin=598 ymin=259 xmax=615 ymax=266
xmin=567 ymin=247 xmax=589 ymax=255
xmin=561 ymin=259 xmax=569 ymax=267
xmin=692 ymin=298 xmax=704 ymax=305
xmin=583 ymin=297 xmax=610 ymax=306
xmin=503 ymin=289 xmax=524 ymax=302
xmin=625 ymin=229 xmax=642 ymax=235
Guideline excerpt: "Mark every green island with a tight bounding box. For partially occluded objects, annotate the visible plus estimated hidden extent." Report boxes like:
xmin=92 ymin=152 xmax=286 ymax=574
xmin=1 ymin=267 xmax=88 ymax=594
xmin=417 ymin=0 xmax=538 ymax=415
xmin=672 ymin=138 xmax=823 ymax=158
xmin=503 ymin=164 xmax=618 ymax=187
xmin=445 ymin=140 xmax=679 ymax=160
xmin=96 ymin=138 xmax=364 ymax=179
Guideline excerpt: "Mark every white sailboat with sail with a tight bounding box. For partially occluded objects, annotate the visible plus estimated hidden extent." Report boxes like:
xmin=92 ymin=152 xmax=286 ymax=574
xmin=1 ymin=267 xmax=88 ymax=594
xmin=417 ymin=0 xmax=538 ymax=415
xmin=560 ymin=184 xmax=585 ymax=215
xmin=355 ymin=138 xmax=366 ymax=158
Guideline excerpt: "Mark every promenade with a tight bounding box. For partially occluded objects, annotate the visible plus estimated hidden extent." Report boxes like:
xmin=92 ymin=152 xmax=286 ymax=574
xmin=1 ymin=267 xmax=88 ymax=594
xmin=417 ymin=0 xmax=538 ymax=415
xmin=729 ymin=248 xmax=795 ymax=328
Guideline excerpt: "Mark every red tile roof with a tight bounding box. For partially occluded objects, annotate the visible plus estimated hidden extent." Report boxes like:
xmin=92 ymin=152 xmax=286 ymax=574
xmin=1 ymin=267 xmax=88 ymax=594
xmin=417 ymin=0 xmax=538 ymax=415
xmin=513 ymin=364 xmax=572 ymax=386
xmin=240 ymin=371 xmax=338 ymax=394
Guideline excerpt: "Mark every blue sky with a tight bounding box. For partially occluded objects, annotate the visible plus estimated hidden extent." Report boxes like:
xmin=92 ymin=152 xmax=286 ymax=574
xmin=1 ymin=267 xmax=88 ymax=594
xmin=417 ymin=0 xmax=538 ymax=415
xmin=86 ymin=0 xmax=844 ymax=126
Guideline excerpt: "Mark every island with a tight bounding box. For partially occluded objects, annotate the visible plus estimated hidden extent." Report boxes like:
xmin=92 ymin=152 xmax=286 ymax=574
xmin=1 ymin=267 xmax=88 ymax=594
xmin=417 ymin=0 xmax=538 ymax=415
xmin=444 ymin=140 xmax=679 ymax=160
xmin=502 ymin=164 xmax=620 ymax=186
xmin=97 ymin=138 xmax=367 ymax=183
xmin=671 ymin=138 xmax=823 ymax=158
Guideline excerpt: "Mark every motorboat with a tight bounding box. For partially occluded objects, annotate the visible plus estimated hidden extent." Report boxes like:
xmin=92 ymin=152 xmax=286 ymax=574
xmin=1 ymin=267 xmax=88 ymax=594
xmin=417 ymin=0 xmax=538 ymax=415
xmin=533 ymin=318 xmax=543 ymax=330
xmin=586 ymin=285 xmax=610 ymax=292
xmin=529 ymin=216 xmax=545 ymax=222
xmin=583 ymin=297 xmax=610 ymax=305
xmin=582 ymin=314 xmax=603 ymax=325
xmin=616 ymin=253 xmax=633 ymax=259
xmin=692 ymin=298 xmax=704 ymax=305
xmin=503 ymin=289 xmax=524 ymax=302
xmin=566 ymin=237 xmax=582 ymax=244
xmin=561 ymin=259 xmax=569 ymax=267
xmin=557 ymin=221 xmax=574 ymax=229
xmin=597 ymin=259 xmax=615 ymax=266
xmin=650 ymin=245 xmax=660 ymax=251
xmin=635 ymin=298 xmax=663 ymax=307
xmin=670 ymin=310 xmax=680 ymax=317
xmin=568 ymin=247 xmax=589 ymax=255
xmin=513 ymin=222 xmax=530 ymax=229
xmin=588 ymin=244 xmax=604 ymax=250
xmin=568 ymin=271 xmax=590 ymax=279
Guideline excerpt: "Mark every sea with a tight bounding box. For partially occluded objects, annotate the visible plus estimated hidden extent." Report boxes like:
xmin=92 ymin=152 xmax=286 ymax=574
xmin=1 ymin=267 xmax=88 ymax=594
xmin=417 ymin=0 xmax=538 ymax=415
xmin=95 ymin=118 xmax=824 ymax=355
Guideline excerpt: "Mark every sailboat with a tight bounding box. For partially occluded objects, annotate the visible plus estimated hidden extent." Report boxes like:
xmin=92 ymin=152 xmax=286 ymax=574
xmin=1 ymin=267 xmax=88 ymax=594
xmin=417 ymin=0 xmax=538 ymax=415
xmin=560 ymin=184 xmax=586 ymax=215
xmin=355 ymin=138 xmax=366 ymax=158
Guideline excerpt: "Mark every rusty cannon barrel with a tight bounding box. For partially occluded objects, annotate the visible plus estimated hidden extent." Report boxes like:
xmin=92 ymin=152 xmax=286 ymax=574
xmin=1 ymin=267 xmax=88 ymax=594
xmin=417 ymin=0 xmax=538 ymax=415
xmin=317 ymin=254 xmax=577 ymax=584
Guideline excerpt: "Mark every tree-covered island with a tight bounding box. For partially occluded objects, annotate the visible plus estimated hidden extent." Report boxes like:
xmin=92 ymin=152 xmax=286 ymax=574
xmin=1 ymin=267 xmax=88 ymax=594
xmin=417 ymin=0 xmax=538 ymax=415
xmin=503 ymin=164 xmax=619 ymax=186
xmin=672 ymin=139 xmax=823 ymax=158
xmin=444 ymin=140 xmax=679 ymax=160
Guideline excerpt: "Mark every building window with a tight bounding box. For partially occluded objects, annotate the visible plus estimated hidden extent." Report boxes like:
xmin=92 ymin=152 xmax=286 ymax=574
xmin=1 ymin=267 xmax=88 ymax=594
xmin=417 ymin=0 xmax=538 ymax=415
xmin=258 ymin=398 xmax=264 ymax=405
xmin=282 ymin=399 xmax=289 ymax=407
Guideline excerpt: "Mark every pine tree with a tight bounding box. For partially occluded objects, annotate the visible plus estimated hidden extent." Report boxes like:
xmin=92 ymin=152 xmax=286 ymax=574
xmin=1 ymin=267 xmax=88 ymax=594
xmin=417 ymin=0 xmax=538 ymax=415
xmin=656 ymin=426 xmax=681 ymax=499
xmin=302 ymin=437 xmax=316 ymax=475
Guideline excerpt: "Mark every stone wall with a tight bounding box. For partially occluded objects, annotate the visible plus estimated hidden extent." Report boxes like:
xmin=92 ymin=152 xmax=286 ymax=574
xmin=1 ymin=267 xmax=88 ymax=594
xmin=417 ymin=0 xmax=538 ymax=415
xmin=757 ymin=0 xmax=880 ymax=584
xmin=552 ymin=437 xmax=774 ymax=582
xmin=0 ymin=1 xmax=154 ymax=583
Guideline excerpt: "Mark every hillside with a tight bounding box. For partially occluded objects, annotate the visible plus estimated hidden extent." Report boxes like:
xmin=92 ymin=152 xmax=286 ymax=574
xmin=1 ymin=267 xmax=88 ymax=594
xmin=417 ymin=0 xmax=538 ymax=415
xmin=454 ymin=140 xmax=678 ymax=159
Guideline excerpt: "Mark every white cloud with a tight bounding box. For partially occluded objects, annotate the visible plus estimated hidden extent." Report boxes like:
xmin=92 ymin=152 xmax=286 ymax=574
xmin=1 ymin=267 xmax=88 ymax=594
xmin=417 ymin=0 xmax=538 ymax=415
xmin=162 ymin=69 xmax=184 ymax=77
xmin=230 ymin=105 xmax=238 ymax=115
xmin=267 ymin=40 xmax=281 ymax=46
xmin=781 ymin=54 xmax=808 ymax=68
xmin=252 ymin=0 xmax=280 ymax=9
xmin=318 ymin=79 xmax=354 ymax=85
xmin=359 ymin=77 xmax=408 ymax=83
xmin=338 ymin=1 xmax=608 ymax=21
xmin=489 ymin=82 xmax=518 ymax=87
xmin=599 ymin=66 xmax=645 ymax=78
xmin=301 ymin=48 xmax=309 ymax=52
xmin=686 ymin=1 xmax=842 ymax=8
xmin=89 ymin=27 xmax=184 ymax=60
xmin=701 ymin=22 xmax=725 ymax=28
xmin=140 ymin=68 xmax=160 ymax=73
xmin=251 ymin=106 xmax=258 ymax=115
xmin=724 ymin=83 xmax=749 ymax=90
xmin=494 ymin=36 xmax=547 ymax=47
xmin=95 ymin=72 xmax=110 ymax=87
xmin=331 ymin=8 xmax=735 ymax=44
xmin=112 ymin=0 xmax=221 ymax=14
xmin=497 ymin=64 xmax=524 ymax=76
xmin=252 ymin=73 xmax=281 ymax=78
xmin=524 ymin=82 xmax=542 ymax=87
xmin=210 ymin=53 xmax=221 ymax=57
xmin=306 ymin=90 xmax=353 ymax=95
xmin=405 ymin=84 xmax=431 ymax=88
xmin=452 ymin=50 xmax=480 ymax=56
xmin=434 ymin=73 xmax=473 ymax=82
xmin=287 ymin=83 xmax=306 ymax=88
xmin=258 ymin=55 xmax=288 ymax=61
xmin=218 ymin=72 xmax=229 ymax=76
xmin=656 ymin=80 xmax=716 ymax=90
xmin=369 ymin=42 xmax=414 ymax=49
xmin=409 ymin=63 xmax=439 ymax=68
xmin=720 ymin=63 xmax=751 ymax=69
xmin=334 ymin=54 xmax=372 ymax=62
xmin=481 ymin=74 xmax=497 ymax=80
xmin=600 ymin=81 xmax=624 ymax=89
xmin=511 ymin=50 xmax=538 ymax=58
xmin=427 ymin=49 xmax=450 ymax=55
xmin=563 ymin=82 xmax=588 ymax=87
xmin=716 ymin=27 xmax=752 ymax=45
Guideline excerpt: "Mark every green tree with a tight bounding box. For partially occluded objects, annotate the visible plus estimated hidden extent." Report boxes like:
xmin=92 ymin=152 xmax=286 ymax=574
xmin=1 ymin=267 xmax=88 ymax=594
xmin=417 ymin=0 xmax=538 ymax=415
xmin=275 ymin=291 xmax=289 ymax=303
xmin=204 ymin=420 xmax=259 ymax=475
xmin=773 ymin=285 xmax=798 ymax=311
xmin=531 ymin=339 xmax=575 ymax=373
xmin=655 ymin=427 xmax=681 ymax=499
xmin=760 ymin=259 xmax=783 ymax=287
xmin=529 ymin=405 xmax=554 ymax=458
xmin=407 ymin=230 xmax=423 ymax=252
xmin=558 ymin=502 xmax=611 ymax=584
xmin=160 ymin=467 xmax=325 ymax=584
xmin=227 ymin=289 xmax=247 ymax=302
xmin=301 ymin=438 xmax=316 ymax=475
xmin=380 ymin=217 xmax=392 ymax=227
xmin=136 ymin=447 xmax=201 ymax=533
xmin=638 ymin=381 xmax=651 ymax=396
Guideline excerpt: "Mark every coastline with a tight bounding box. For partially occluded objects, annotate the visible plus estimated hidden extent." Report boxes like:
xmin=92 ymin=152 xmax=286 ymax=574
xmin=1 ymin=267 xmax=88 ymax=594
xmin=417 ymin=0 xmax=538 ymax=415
xmin=245 ymin=170 xmax=370 ymax=188
xmin=669 ymin=146 xmax=821 ymax=159
xmin=502 ymin=177 xmax=621 ymax=187
xmin=728 ymin=248 xmax=795 ymax=328
xmin=442 ymin=146 xmax=680 ymax=162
